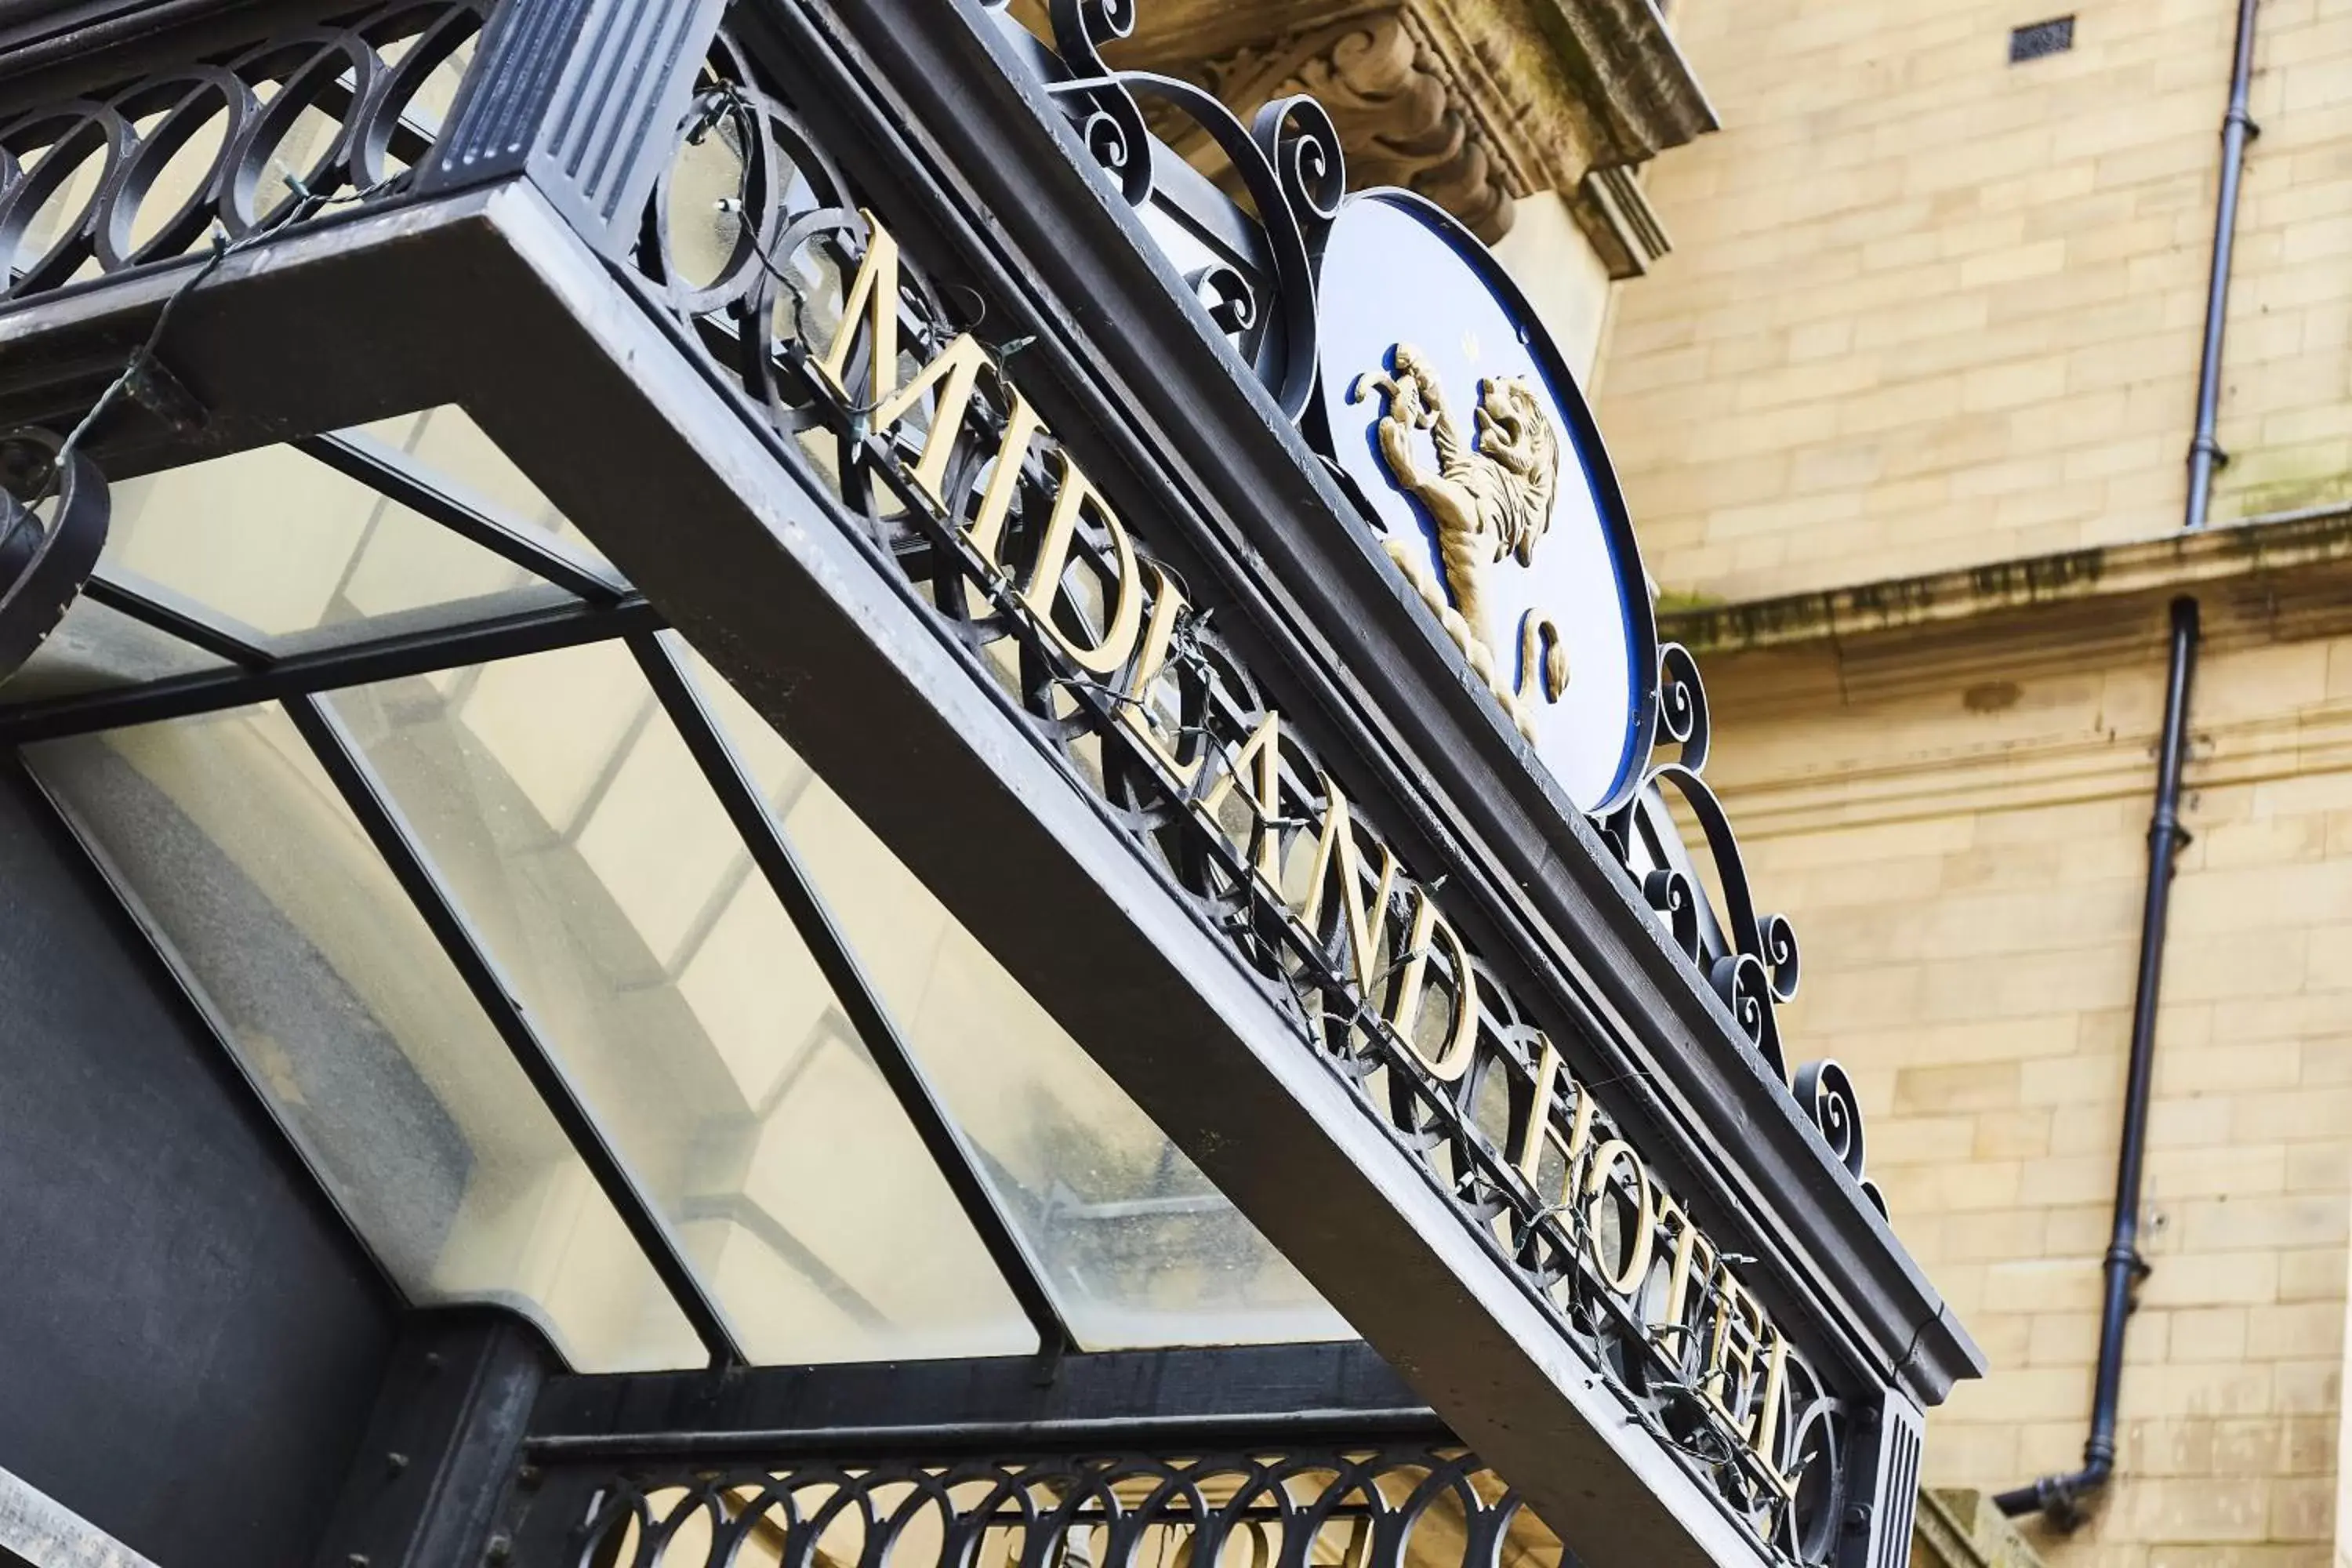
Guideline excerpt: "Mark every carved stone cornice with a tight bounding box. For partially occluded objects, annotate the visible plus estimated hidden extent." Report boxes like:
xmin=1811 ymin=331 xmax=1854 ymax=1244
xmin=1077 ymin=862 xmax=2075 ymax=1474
xmin=1533 ymin=0 xmax=1718 ymax=165
xmin=1103 ymin=0 xmax=1715 ymax=249
xmin=1157 ymin=11 xmax=1515 ymax=241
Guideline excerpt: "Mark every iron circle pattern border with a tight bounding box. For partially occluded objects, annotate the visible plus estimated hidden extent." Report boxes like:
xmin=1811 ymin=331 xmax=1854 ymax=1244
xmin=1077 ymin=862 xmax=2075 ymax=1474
xmin=0 ymin=0 xmax=488 ymax=307
xmin=554 ymin=1444 xmax=1523 ymax=1568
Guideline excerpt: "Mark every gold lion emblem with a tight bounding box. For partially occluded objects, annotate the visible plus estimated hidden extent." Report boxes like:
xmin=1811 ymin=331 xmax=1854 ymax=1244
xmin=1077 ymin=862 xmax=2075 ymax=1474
xmin=1351 ymin=344 xmax=1568 ymax=739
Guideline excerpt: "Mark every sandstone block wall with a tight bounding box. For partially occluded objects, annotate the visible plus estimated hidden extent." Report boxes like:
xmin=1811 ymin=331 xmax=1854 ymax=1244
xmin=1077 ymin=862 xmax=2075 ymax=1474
xmin=1695 ymin=622 xmax=2352 ymax=1566
xmin=1597 ymin=0 xmax=2352 ymax=604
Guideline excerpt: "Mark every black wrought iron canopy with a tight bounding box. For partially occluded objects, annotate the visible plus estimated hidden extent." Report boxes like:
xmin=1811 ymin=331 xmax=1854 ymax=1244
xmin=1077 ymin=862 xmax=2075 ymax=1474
xmin=0 ymin=2 xmax=1980 ymax=1567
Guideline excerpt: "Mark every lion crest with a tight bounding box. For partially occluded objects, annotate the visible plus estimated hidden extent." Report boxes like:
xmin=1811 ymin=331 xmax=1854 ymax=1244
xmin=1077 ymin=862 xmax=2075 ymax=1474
xmin=1351 ymin=344 xmax=1566 ymax=734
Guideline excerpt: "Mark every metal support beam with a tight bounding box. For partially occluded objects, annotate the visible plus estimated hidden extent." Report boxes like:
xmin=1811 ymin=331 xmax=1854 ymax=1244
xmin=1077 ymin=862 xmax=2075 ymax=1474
xmin=282 ymin=690 xmax=746 ymax=1369
xmin=525 ymin=1341 xmax=1439 ymax=1459
xmin=630 ymin=630 xmax=1076 ymax=1355
xmin=0 ymin=597 xmax=662 ymax=743
xmin=295 ymin=432 xmax=630 ymax=604
xmin=312 ymin=1308 xmax=559 ymax=1568
xmin=79 ymin=574 xmax=270 ymax=667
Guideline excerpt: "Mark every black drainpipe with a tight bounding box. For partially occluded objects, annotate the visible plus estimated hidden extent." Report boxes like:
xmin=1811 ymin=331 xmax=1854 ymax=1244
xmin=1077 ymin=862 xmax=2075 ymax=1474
xmin=2187 ymin=0 xmax=2263 ymax=532
xmin=1996 ymin=0 xmax=2255 ymax=1526
xmin=1993 ymin=596 xmax=2198 ymax=1526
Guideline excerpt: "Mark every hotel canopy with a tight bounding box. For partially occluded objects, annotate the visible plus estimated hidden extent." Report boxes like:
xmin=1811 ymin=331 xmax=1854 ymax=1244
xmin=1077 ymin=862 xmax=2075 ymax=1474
xmin=0 ymin=3 xmax=1980 ymax=1567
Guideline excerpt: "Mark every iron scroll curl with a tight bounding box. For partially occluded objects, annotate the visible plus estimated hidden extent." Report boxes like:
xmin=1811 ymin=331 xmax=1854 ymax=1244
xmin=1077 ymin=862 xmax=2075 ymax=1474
xmin=1112 ymin=76 xmax=1340 ymax=419
xmin=1038 ymin=0 xmax=1156 ymax=208
xmin=993 ymin=0 xmax=1345 ymax=423
xmin=1602 ymin=641 xmax=1878 ymax=1210
xmin=0 ymin=430 xmax=111 ymax=685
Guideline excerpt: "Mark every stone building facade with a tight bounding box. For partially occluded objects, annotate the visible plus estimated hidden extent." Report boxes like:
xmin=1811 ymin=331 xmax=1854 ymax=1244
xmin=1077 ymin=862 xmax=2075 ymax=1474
xmin=1584 ymin=2 xmax=2352 ymax=1565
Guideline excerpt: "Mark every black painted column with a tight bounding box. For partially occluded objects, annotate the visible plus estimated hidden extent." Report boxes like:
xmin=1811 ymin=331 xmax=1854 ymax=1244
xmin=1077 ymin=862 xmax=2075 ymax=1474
xmin=419 ymin=0 xmax=730 ymax=257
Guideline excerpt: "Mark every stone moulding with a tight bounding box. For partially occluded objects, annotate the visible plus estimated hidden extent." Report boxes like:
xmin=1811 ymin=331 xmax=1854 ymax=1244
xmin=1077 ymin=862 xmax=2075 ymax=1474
xmin=1096 ymin=0 xmax=1714 ymax=251
xmin=1574 ymin=162 xmax=1672 ymax=278
xmin=1657 ymin=503 xmax=2352 ymax=666
xmin=1152 ymin=12 xmax=1515 ymax=242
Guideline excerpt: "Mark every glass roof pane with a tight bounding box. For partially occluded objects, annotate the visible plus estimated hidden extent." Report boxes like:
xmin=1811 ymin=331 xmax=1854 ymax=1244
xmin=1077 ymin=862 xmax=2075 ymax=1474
xmin=322 ymin=641 xmax=1037 ymax=1364
xmin=102 ymin=442 xmax=573 ymax=656
xmin=1 ymin=592 xmax=228 ymax=700
xmin=24 ymin=706 xmax=704 ymax=1372
xmin=673 ymin=639 xmax=1355 ymax=1351
xmin=354 ymin=406 xmax=617 ymax=573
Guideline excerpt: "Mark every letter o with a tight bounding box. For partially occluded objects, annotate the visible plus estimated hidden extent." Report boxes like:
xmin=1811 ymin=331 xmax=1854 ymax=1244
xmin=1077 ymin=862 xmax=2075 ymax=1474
xmin=1584 ymin=1139 xmax=1656 ymax=1297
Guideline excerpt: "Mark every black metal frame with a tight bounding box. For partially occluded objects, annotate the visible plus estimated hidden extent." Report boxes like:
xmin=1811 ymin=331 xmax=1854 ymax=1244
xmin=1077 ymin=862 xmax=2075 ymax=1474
xmin=0 ymin=592 xmax=662 ymax=736
xmin=295 ymin=430 xmax=631 ymax=604
xmin=0 ymin=2 xmax=1984 ymax=1565
xmin=9 ymin=427 xmax=1107 ymax=1374
xmin=630 ymin=630 xmax=1080 ymax=1358
xmin=284 ymin=689 xmax=751 ymax=1367
xmin=527 ymin=1341 xmax=1438 ymax=1456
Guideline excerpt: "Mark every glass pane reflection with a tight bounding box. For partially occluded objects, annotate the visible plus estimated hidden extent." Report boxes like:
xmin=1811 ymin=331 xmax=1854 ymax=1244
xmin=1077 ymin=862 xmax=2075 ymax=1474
xmin=354 ymin=406 xmax=616 ymax=572
xmin=102 ymin=442 xmax=572 ymax=655
xmin=672 ymin=637 xmax=1354 ymax=1351
xmin=2 ymin=593 xmax=227 ymax=699
xmin=24 ymin=706 xmax=704 ymax=1372
xmin=324 ymin=641 xmax=1037 ymax=1364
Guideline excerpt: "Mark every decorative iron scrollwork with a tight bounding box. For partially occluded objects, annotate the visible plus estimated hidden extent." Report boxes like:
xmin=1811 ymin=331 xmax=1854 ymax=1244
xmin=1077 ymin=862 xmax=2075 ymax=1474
xmin=991 ymin=0 xmax=1341 ymax=423
xmin=0 ymin=428 xmax=109 ymax=681
xmin=996 ymin=5 xmax=1875 ymax=1214
xmin=612 ymin=20 xmax=1862 ymax=1555
xmin=1602 ymin=642 xmax=1881 ymax=1218
xmin=1036 ymin=0 xmax=1155 ymax=209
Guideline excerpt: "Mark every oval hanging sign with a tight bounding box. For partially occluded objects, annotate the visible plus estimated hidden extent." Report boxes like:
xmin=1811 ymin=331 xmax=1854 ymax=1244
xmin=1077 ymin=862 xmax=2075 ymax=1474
xmin=1315 ymin=191 xmax=1658 ymax=814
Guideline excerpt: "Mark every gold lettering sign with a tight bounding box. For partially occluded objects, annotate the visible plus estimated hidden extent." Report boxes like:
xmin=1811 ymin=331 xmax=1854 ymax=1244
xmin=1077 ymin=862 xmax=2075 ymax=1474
xmin=818 ymin=214 xmax=1809 ymax=1501
xmin=1300 ymin=778 xmax=1399 ymax=1002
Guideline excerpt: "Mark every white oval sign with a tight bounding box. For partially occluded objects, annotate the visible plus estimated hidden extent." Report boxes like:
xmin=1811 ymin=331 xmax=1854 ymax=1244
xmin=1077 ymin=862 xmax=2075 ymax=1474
xmin=1315 ymin=191 xmax=1658 ymax=813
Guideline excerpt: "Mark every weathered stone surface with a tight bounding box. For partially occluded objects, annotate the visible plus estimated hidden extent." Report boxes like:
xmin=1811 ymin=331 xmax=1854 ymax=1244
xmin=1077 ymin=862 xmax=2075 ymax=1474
xmin=1083 ymin=0 xmax=1713 ymax=259
xmin=1915 ymin=1488 xmax=2045 ymax=1568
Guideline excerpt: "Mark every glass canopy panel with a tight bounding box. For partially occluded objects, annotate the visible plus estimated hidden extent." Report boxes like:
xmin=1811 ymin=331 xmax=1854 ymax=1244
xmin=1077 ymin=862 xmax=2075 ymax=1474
xmin=23 ymin=706 xmax=703 ymax=1373
xmin=99 ymin=441 xmax=574 ymax=655
xmin=321 ymin=641 xmax=1036 ymax=1365
xmin=353 ymin=405 xmax=617 ymax=574
xmin=1 ymin=592 xmax=228 ymax=699
xmin=673 ymin=640 xmax=1355 ymax=1350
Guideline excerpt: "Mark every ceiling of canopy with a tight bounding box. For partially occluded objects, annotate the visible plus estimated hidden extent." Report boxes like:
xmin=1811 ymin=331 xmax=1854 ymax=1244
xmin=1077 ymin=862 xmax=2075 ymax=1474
xmin=8 ymin=407 xmax=1350 ymax=1374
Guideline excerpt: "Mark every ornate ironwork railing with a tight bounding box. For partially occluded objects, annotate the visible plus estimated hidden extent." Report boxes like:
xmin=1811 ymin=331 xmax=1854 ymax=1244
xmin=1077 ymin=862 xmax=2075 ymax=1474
xmin=0 ymin=0 xmax=485 ymax=307
xmin=996 ymin=0 xmax=1872 ymax=1211
xmin=496 ymin=1441 xmax=1537 ymax=1568
xmin=0 ymin=0 xmax=1870 ymax=1218
xmin=608 ymin=16 xmax=1864 ymax=1563
xmin=0 ymin=1 xmax=1929 ymax=1561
